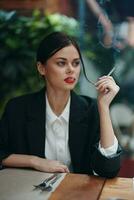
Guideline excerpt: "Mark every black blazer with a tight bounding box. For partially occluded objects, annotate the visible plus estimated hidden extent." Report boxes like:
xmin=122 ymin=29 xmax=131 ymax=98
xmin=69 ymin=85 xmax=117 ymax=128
xmin=0 ymin=88 xmax=122 ymax=177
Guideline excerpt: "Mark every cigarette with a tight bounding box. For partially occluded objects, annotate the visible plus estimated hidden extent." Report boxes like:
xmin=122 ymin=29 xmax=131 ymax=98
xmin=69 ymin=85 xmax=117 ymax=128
xmin=89 ymin=66 xmax=116 ymax=86
xmin=107 ymin=66 xmax=116 ymax=76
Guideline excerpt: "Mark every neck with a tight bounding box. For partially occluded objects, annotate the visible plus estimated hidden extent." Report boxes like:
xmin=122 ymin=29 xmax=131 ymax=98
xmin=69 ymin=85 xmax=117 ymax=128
xmin=46 ymin=89 xmax=70 ymax=116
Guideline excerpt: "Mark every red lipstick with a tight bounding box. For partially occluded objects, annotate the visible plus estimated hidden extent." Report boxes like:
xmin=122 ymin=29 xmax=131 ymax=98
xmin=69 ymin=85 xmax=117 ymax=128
xmin=64 ymin=77 xmax=75 ymax=84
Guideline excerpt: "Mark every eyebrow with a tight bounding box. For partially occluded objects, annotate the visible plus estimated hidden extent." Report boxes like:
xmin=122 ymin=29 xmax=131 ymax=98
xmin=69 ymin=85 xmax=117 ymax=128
xmin=55 ymin=57 xmax=80 ymax=60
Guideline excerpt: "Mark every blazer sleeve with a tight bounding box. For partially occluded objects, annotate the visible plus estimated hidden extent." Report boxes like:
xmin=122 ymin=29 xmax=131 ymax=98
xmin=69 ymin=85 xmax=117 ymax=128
xmin=92 ymin=144 xmax=122 ymax=178
xmin=0 ymin=101 xmax=12 ymax=164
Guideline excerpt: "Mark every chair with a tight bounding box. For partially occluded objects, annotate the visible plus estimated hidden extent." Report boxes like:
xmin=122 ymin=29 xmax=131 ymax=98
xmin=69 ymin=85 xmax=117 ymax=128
xmin=118 ymin=158 xmax=134 ymax=178
xmin=110 ymin=103 xmax=134 ymax=151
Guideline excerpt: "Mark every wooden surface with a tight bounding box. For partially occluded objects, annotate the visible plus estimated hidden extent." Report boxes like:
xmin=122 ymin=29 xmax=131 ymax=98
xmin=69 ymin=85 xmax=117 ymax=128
xmin=1 ymin=168 xmax=134 ymax=200
xmin=49 ymin=173 xmax=106 ymax=200
xmin=99 ymin=177 xmax=134 ymax=200
xmin=50 ymin=174 xmax=134 ymax=200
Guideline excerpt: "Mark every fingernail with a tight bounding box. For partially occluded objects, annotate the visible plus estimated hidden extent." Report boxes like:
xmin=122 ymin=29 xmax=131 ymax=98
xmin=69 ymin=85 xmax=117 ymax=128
xmin=99 ymin=76 xmax=107 ymax=79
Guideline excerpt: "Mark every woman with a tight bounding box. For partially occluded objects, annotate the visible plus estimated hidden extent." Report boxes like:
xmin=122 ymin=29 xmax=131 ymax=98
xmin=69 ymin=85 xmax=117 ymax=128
xmin=0 ymin=32 xmax=122 ymax=177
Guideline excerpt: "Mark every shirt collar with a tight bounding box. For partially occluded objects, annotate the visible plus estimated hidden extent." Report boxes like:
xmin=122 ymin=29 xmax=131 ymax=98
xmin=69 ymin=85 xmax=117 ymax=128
xmin=46 ymin=94 xmax=70 ymax=124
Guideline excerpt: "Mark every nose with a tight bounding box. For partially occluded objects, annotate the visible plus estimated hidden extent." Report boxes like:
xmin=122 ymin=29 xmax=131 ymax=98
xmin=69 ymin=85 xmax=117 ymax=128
xmin=66 ymin=64 xmax=74 ymax=74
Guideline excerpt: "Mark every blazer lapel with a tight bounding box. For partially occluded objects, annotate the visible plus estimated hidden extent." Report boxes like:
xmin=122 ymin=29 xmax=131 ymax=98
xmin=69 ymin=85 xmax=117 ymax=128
xmin=27 ymin=88 xmax=46 ymax=157
xmin=26 ymin=89 xmax=90 ymax=166
xmin=69 ymin=91 xmax=89 ymax=171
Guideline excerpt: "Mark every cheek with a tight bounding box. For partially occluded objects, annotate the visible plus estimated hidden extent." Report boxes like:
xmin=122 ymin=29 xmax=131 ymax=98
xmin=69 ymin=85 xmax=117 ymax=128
xmin=45 ymin=68 xmax=61 ymax=81
xmin=76 ymin=67 xmax=81 ymax=76
xmin=45 ymin=67 xmax=56 ymax=76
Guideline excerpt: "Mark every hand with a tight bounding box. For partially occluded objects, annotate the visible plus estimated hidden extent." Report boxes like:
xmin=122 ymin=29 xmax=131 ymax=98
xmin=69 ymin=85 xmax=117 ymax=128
xmin=31 ymin=156 xmax=69 ymax=173
xmin=95 ymin=76 xmax=120 ymax=107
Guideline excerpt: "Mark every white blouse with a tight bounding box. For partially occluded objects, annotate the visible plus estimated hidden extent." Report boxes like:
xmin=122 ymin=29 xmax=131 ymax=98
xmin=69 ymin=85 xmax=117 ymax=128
xmin=45 ymin=95 xmax=118 ymax=168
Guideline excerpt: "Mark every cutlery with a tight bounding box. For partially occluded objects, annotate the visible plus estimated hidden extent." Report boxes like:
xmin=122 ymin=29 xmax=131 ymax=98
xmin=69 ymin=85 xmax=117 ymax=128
xmin=41 ymin=174 xmax=61 ymax=191
xmin=33 ymin=173 xmax=59 ymax=189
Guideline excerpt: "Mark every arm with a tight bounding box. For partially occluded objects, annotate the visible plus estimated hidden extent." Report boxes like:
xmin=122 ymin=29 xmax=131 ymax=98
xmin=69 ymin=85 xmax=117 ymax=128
xmin=91 ymin=76 xmax=122 ymax=177
xmin=96 ymin=75 xmax=119 ymax=148
xmin=86 ymin=0 xmax=113 ymax=32
xmin=0 ymin=100 xmax=69 ymax=173
xmin=87 ymin=0 xmax=113 ymax=47
xmin=2 ymin=154 xmax=69 ymax=173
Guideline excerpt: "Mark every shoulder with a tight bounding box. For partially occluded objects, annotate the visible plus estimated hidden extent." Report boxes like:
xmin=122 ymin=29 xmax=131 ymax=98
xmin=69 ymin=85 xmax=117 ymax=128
xmin=7 ymin=91 xmax=37 ymax=106
xmin=3 ymin=88 xmax=44 ymax=114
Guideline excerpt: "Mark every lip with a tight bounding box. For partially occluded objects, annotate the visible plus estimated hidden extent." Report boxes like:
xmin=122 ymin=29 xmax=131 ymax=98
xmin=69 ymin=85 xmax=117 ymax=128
xmin=64 ymin=77 xmax=76 ymax=84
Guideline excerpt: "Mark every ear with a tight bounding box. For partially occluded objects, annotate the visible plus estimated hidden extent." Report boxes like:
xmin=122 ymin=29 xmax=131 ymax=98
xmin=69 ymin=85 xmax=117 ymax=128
xmin=37 ymin=62 xmax=46 ymax=76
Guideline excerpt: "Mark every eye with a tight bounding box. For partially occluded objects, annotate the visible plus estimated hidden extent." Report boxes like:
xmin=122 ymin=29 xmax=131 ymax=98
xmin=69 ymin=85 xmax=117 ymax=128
xmin=57 ymin=61 xmax=66 ymax=67
xmin=72 ymin=60 xmax=80 ymax=67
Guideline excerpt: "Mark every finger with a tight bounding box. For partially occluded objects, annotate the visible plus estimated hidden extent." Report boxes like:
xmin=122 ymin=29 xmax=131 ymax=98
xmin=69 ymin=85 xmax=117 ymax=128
xmin=97 ymin=82 xmax=119 ymax=95
xmin=60 ymin=164 xmax=69 ymax=169
xmin=53 ymin=168 xmax=64 ymax=173
xmin=98 ymin=75 xmax=107 ymax=80
xmin=98 ymin=75 xmax=114 ymax=80
xmin=59 ymin=164 xmax=69 ymax=173
xmin=54 ymin=166 xmax=68 ymax=173
xmin=107 ymin=75 xmax=115 ymax=81
xmin=63 ymin=166 xmax=70 ymax=173
xmin=96 ymin=77 xmax=115 ymax=86
xmin=97 ymin=83 xmax=113 ymax=93
xmin=96 ymin=79 xmax=109 ymax=86
xmin=96 ymin=81 xmax=109 ymax=91
xmin=96 ymin=78 xmax=117 ymax=89
xmin=54 ymin=162 xmax=68 ymax=169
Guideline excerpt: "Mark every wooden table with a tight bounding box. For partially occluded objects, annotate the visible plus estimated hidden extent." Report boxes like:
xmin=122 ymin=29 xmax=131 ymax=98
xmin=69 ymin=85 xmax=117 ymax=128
xmin=0 ymin=168 xmax=134 ymax=200
xmin=99 ymin=177 xmax=134 ymax=200
xmin=49 ymin=174 xmax=134 ymax=200
xmin=49 ymin=173 xmax=105 ymax=200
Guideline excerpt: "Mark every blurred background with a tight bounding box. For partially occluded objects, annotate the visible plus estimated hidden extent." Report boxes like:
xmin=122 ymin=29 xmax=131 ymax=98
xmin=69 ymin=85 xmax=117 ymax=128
xmin=0 ymin=0 xmax=134 ymax=177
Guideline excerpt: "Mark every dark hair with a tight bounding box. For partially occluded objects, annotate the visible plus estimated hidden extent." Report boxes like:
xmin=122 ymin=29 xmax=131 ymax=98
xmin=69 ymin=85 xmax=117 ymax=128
xmin=37 ymin=32 xmax=81 ymax=64
xmin=37 ymin=31 xmax=91 ymax=84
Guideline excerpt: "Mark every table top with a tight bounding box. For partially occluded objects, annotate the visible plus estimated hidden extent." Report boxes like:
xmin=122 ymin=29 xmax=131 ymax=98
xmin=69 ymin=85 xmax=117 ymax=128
xmin=50 ymin=174 xmax=134 ymax=200
xmin=0 ymin=168 xmax=134 ymax=200
xmin=49 ymin=173 xmax=105 ymax=200
xmin=99 ymin=177 xmax=134 ymax=200
xmin=0 ymin=168 xmax=65 ymax=200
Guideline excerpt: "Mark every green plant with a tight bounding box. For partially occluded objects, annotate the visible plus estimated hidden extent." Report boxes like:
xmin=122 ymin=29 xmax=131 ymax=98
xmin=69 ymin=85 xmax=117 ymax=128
xmin=0 ymin=9 xmax=118 ymax=116
xmin=0 ymin=10 xmax=79 ymax=115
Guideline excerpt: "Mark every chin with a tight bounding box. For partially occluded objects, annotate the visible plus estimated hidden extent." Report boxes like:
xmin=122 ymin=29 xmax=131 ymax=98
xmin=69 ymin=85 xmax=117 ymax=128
xmin=65 ymin=85 xmax=75 ymax=90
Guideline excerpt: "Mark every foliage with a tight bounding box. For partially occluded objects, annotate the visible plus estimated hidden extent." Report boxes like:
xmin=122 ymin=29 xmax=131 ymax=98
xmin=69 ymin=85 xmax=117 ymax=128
xmin=0 ymin=9 xmax=118 ymax=116
xmin=0 ymin=10 xmax=79 ymax=115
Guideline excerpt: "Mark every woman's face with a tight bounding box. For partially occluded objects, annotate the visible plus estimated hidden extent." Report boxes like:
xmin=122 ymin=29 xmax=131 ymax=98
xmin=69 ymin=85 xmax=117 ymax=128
xmin=38 ymin=45 xmax=81 ymax=91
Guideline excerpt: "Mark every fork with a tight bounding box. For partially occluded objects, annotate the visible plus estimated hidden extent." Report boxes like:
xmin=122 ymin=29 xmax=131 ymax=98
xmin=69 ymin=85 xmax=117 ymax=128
xmin=41 ymin=174 xmax=61 ymax=191
xmin=33 ymin=173 xmax=59 ymax=189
